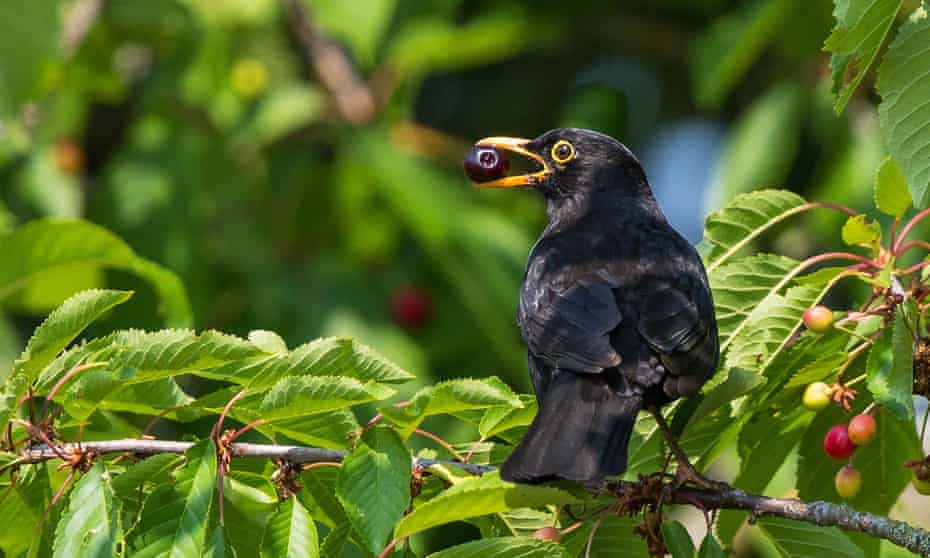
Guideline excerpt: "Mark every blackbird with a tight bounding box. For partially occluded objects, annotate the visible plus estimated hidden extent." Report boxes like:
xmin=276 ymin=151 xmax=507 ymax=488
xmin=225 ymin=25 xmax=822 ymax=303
xmin=468 ymin=128 xmax=719 ymax=485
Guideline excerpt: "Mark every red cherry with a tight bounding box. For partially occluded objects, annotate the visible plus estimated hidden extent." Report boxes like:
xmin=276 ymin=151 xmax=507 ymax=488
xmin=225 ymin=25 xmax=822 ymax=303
xmin=464 ymin=146 xmax=508 ymax=182
xmin=823 ymin=424 xmax=856 ymax=460
xmin=533 ymin=527 xmax=561 ymax=542
xmin=390 ymin=285 xmax=432 ymax=329
xmin=847 ymin=414 xmax=876 ymax=445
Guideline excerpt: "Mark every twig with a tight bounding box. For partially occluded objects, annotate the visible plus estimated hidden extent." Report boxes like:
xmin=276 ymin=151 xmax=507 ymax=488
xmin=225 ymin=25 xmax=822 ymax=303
xmin=61 ymin=0 xmax=107 ymax=56
xmin=18 ymin=439 xmax=930 ymax=555
xmin=281 ymin=0 xmax=376 ymax=124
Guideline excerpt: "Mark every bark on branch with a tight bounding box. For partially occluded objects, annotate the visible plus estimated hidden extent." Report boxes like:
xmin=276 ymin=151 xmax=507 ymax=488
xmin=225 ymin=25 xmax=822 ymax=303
xmin=18 ymin=439 xmax=930 ymax=556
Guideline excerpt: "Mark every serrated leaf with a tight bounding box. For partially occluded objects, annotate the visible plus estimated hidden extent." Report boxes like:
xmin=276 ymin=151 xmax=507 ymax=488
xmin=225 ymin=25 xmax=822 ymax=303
xmin=380 ymin=377 xmax=521 ymax=437
xmin=426 ymin=537 xmax=569 ymax=558
xmin=878 ymin=7 xmax=930 ymax=208
xmin=215 ymin=337 xmax=415 ymax=387
xmin=703 ymin=190 xmax=808 ymax=270
xmin=784 ymin=351 xmax=847 ymax=388
xmin=0 ymin=219 xmax=191 ymax=325
xmin=841 ymin=215 xmax=882 ymax=247
xmin=336 ymin=427 xmax=410 ymax=555
xmin=711 ymin=254 xmax=801 ymax=353
xmin=825 ymin=0 xmax=903 ymax=114
xmin=52 ymin=463 xmax=122 ymax=558
xmin=131 ymin=440 xmax=217 ymax=558
xmin=689 ymin=368 xmax=765 ymax=427
xmin=874 ymin=156 xmax=912 ymax=216
xmin=249 ymin=330 xmax=288 ymax=354
xmin=662 ymin=520 xmax=695 ymax=558
xmin=395 ymin=473 xmax=588 ymax=539
xmin=727 ymin=275 xmax=845 ymax=375
xmin=261 ymin=496 xmax=319 ymax=558
xmin=757 ymin=517 xmax=864 ymax=558
xmin=866 ymin=312 xmax=914 ymax=420
xmin=259 ymin=375 xmax=394 ymax=422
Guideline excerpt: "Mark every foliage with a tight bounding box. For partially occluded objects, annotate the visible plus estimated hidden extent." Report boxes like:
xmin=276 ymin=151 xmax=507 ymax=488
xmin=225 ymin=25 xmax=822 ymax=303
xmin=2 ymin=0 xmax=930 ymax=557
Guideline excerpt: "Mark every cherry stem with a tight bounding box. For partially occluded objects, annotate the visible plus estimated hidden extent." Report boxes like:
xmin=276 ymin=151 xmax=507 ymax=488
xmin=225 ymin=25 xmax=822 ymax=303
xmin=212 ymin=390 xmax=248 ymax=440
xmin=803 ymin=252 xmax=881 ymax=270
xmin=230 ymin=419 xmax=266 ymax=442
xmin=894 ymin=207 xmax=930 ymax=255
xmin=902 ymin=260 xmax=930 ymax=276
xmin=142 ymin=405 xmax=186 ymax=438
xmin=362 ymin=401 xmax=410 ymax=434
xmin=843 ymin=373 xmax=867 ymax=388
xmin=560 ymin=520 xmax=584 ymax=536
xmin=39 ymin=362 xmax=109 ymax=422
xmin=897 ymin=240 xmax=930 ymax=258
xmin=863 ymin=402 xmax=878 ymax=416
xmin=414 ymin=429 xmax=465 ymax=461
xmin=378 ymin=538 xmax=400 ymax=558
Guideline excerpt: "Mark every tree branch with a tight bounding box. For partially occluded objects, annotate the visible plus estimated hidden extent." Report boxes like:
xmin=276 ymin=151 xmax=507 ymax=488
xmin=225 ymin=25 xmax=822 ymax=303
xmin=16 ymin=439 xmax=930 ymax=556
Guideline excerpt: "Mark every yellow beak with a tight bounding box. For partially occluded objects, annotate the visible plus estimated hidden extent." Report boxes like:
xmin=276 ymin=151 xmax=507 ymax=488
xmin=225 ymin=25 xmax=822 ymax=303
xmin=471 ymin=137 xmax=551 ymax=188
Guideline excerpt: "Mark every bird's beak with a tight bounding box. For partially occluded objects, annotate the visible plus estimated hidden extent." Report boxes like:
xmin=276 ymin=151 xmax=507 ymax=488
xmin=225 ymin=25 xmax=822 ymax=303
xmin=471 ymin=137 xmax=551 ymax=188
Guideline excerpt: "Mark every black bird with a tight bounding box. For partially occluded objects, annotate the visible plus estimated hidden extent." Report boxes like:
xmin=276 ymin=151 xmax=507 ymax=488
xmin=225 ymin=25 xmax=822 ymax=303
xmin=467 ymin=128 xmax=719 ymax=485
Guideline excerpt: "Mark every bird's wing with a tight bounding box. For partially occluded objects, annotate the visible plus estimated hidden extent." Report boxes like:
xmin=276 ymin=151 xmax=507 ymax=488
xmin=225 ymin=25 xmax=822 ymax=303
xmin=519 ymin=272 xmax=622 ymax=374
xmin=636 ymin=276 xmax=718 ymax=396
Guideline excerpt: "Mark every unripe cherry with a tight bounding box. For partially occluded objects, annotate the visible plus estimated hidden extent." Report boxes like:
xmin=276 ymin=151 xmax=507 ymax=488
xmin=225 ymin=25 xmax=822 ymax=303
xmin=835 ymin=465 xmax=862 ymax=499
xmin=847 ymin=413 xmax=876 ymax=445
xmin=802 ymin=382 xmax=832 ymax=411
xmin=803 ymin=305 xmax=834 ymax=333
xmin=533 ymin=526 xmax=561 ymax=542
xmin=823 ymin=424 xmax=856 ymax=460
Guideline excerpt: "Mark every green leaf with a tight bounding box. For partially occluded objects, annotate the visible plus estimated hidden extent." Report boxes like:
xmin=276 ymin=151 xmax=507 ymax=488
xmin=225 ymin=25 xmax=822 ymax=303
xmin=825 ymin=0 xmax=903 ymax=114
xmin=52 ymin=463 xmax=122 ymax=558
xmin=561 ymin=515 xmax=650 ymax=557
xmin=478 ymin=395 xmax=537 ymax=442
xmin=878 ymin=7 xmax=930 ymax=208
xmin=16 ymin=289 xmax=133 ymax=382
xmin=866 ymin=311 xmax=914 ymax=420
xmin=426 ymin=537 xmax=569 ymax=558
xmin=131 ymin=440 xmax=217 ymax=558
xmin=784 ymin=350 xmax=848 ymax=388
xmin=841 ymin=215 xmax=882 ymax=247
xmin=236 ymin=84 xmax=324 ymax=146
xmin=112 ymin=454 xmax=184 ymax=499
xmin=874 ymin=156 xmax=912 ymax=216
xmin=336 ymin=427 xmax=410 ymax=555
xmin=756 ymin=517 xmax=864 ymax=558
xmin=697 ymin=534 xmax=725 ymax=558
xmin=395 ymin=473 xmax=588 ymax=539
xmin=0 ymin=219 xmax=190 ymax=325
xmin=662 ymin=520 xmax=695 ymax=558
xmin=261 ymin=496 xmax=319 ymax=558
xmin=710 ymin=83 xmax=804 ymax=203
xmin=379 ymin=377 xmax=521 ymax=437
xmin=0 ymin=0 xmax=60 ymax=116
xmin=204 ymin=526 xmax=236 ymax=558
xmin=259 ymin=375 xmax=394 ymax=422
xmin=249 ymin=330 xmax=288 ymax=354
xmin=711 ymin=254 xmax=802 ymax=353
xmin=305 ymin=0 xmax=395 ymax=66
xmin=690 ymin=0 xmax=793 ymax=108
xmin=703 ymin=190 xmax=808 ymax=270
xmin=319 ymin=522 xmax=350 ymax=558
xmin=222 ymin=337 xmax=414 ymax=387
xmin=689 ymin=368 xmax=765 ymax=426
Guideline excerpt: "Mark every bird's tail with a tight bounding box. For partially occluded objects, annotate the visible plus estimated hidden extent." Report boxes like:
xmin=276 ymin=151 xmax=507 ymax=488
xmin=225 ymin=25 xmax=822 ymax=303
xmin=501 ymin=372 xmax=641 ymax=485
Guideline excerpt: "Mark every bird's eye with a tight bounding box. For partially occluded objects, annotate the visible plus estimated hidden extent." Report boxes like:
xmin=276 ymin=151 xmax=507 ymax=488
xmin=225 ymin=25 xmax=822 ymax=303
xmin=551 ymin=140 xmax=575 ymax=164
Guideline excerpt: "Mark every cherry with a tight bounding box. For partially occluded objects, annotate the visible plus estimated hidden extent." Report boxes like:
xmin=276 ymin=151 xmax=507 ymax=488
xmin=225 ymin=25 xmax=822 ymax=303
xmin=823 ymin=424 xmax=856 ymax=460
xmin=835 ymin=465 xmax=862 ymax=499
xmin=803 ymin=305 xmax=834 ymax=333
xmin=802 ymin=382 xmax=832 ymax=411
xmin=54 ymin=140 xmax=84 ymax=175
xmin=464 ymin=146 xmax=508 ymax=182
xmin=533 ymin=527 xmax=561 ymax=542
xmin=390 ymin=285 xmax=432 ymax=330
xmin=847 ymin=413 xmax=876 ymax=445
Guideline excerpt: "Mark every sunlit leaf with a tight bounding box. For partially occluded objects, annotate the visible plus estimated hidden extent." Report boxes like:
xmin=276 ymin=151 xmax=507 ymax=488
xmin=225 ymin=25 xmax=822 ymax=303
xmin=841 ymin=215 xmax=881 ymax=248
xmin=52 ymin=463 xmax=122 ymax=558
xmin=874 ymin=156 xmax=912 ymax=216
xmin=261 ymin=496 xmax=319 ymax=558
xmin=756 ymin=517 xmax=864 ymax=558
xmin=426 ymin=537 xmax=569 ymax=558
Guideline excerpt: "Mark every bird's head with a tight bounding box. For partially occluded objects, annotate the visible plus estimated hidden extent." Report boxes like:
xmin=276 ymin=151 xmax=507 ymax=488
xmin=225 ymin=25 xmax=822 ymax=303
xmin=466 ymin=128 xmax=652 ymax=202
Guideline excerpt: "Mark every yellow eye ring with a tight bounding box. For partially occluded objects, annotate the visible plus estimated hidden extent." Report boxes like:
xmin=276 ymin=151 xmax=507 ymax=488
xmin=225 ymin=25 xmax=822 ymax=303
xmin=551 ymin=140 xmax=575 ymax=164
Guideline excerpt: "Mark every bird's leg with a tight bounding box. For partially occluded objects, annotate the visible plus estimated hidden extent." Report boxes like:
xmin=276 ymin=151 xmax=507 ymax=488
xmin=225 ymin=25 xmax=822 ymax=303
xmin=648 ymin=407 xmax=721 ymax=491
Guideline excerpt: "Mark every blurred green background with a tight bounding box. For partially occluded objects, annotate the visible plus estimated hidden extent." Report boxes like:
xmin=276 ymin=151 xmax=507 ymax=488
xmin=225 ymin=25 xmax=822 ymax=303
xmin=0 ymin=0 xmax=893 ymax=395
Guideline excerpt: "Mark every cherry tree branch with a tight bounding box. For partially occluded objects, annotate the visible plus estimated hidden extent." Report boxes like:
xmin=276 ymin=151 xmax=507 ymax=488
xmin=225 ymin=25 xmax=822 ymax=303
xmin=16 ymin=439 xmax=930 ymax=556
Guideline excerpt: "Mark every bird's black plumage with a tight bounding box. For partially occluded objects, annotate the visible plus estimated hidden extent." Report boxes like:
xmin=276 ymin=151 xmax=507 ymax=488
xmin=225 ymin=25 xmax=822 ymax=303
xmin=472 ymin=128 xmax=719 ymax=485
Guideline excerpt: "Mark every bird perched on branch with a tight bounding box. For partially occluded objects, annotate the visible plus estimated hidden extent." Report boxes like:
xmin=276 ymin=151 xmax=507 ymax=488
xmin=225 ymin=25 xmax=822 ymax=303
xmin=465 ymin=128 xmax=719 ymax=485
